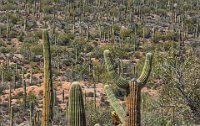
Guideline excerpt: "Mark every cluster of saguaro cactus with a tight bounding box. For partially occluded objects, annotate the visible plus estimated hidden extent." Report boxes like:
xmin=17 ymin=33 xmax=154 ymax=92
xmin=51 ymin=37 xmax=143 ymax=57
xmin=42 ymin=30 xmax=54 ymax=126
xmin=103 ymin=50 xmax=153 ymax=126
xmin=67 ymin=82 xmax=86 ymax=126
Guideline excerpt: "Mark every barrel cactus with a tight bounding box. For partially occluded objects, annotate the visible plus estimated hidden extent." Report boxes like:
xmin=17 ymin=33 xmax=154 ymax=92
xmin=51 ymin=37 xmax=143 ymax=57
xmin=67 ymin=82 xmax=86 ymax=126
xmin=103 ymin=50 xmax=153 ymax=126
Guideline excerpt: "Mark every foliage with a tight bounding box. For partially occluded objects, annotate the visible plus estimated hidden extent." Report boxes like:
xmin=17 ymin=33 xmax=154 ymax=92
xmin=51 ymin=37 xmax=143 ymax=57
xmin=152 ymin=45 xmax=199 ymax=124
xmin=85 ymin=101 xmax=112 ymax=126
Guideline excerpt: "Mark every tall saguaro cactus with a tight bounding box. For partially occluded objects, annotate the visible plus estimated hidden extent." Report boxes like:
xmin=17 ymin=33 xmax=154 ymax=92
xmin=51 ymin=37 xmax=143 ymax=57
xmin=67 ymin=82 xmax=86 ymax=126
xmin=103 ymin=50 xmax=152 ymax=126
xmin=42 ymin=30 xmax=54 ymax=126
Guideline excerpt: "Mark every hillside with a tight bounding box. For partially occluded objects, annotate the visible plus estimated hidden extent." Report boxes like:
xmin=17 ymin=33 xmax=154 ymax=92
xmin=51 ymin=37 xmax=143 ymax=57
xmin=0 ymin=0 xmax=200 ymax=126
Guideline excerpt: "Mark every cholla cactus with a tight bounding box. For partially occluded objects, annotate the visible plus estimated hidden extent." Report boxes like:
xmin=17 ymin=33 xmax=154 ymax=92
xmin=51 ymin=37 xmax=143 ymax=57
xmin=67 ymin=82 xmax=86 ymax=126
xmin=103 ymin=50 xmax=153 ymax=126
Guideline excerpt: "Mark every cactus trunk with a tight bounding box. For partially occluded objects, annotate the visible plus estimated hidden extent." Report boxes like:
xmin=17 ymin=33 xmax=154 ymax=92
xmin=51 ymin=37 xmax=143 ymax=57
xmin=125 ymin=81 xmax=141 ymax=126
xmin=42 ymin=30 xmax=54 ymax=126
xmin=23 ymin=79 xmax=27 ymax=109
xmin=9 ymin=83 xmax=11 ymax=109
xmin=10 ymin=106 xmax=13 ymax=126
xmin=30 ymin=102 xmax=33 ymax=126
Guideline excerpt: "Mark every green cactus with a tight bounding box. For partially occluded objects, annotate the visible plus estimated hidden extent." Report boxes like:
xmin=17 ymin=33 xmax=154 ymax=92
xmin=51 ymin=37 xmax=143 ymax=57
xmin=1 ymin=71 xmax=4 ymax=85
xmin=53 ymin=89 xmax=57 ymax=106
xmin=42 ymin=30 xmax=54 ymax=126
xmin=67 ymin=82 xmax=86 ymax=126
xmin=62 ymin=90 xmax=65 ymax=103
xmin=23 ymin=79 xmax=27 ymax=109
xmin=13 ymin=75 xmax=16 ymax=90
xmin=30 ymin=68 xmax=33 ymax=85
xmin=36 ymin=111 xmax=40 ymax=124
xmin=33 ymin=114 xmax=36 ymax=126
xmin=9 ymin=83 xmax=11 ymax=109
xmin=104 ymin=85 xmax=125 ymax=123
xmin=30 ymin=102 xmax=33 ymax=126
xmin=103 ymin=50 xmax=153 ymax=126
xmin=94 ymin=82 xmax=96 ymax=110
xmin=10 ymin=106 xmax=13 ymax=126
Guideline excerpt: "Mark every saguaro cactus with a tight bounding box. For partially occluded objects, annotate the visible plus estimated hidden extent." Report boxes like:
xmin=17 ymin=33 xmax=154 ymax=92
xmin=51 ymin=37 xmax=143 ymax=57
xmin=103 ymin=50 xmax=152 ymax=126
xmin=42 ymin=30 xmax=54 ymax=126
xmin=30 ymin=102 xmax=33 ymax=126
xmin=9 ymin=83 xmax=11 ymax=109
xmin=30 ymin=68 xmax=33 ymax=85
xmin=23 ymin=79 xmax=27 ymax=109
xmin=67 ymin=82 xmax=86 ymax=126
xmin=10 ymin=106 xmax=13 ymax=126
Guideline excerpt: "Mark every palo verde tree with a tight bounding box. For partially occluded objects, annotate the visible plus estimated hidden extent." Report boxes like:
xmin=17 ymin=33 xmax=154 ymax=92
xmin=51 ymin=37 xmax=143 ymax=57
xmin=155 ymin=44 xmax=200 ymax=124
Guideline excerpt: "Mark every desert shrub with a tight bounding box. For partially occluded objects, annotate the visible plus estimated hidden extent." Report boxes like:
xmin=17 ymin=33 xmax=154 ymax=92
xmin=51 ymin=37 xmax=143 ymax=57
xmin=8 ymin=14 xmax=18 ymax=24
xmin=0 ymin=47 xmax=17 ymax=53
xmin=27 ymin=92 xmax=38 ymax=105
xmin=23 ymin=37 xmax=35 ymax=43
xmin=1 ymin=3 xmax=16 ymax=11
xmin=85 ymin=101 xmax=112 ymax=126
xmin=0 ymin=39 xmax=5 ymax=46
xmin=53 ymin=108 xmax=66 ymax=125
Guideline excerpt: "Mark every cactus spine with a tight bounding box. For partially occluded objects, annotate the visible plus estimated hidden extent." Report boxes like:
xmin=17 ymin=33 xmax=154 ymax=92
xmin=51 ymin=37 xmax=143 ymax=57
xmin=67 ymin=82 xmax=86 ymax=126
xmin=42 ymin=30 xmax=54 ymax=126
xmin=103 ymin=50 xmax=152 ymax=126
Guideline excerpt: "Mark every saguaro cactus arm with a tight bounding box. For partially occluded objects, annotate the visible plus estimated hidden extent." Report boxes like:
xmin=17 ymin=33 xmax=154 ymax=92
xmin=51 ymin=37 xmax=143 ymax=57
xmin=137 ymin=53 xmax=153 ymax=87
xmin=104 ymin=85 xmax=125 ymax=123
xmin=103 ymin=50 xmax=129 ymax=89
